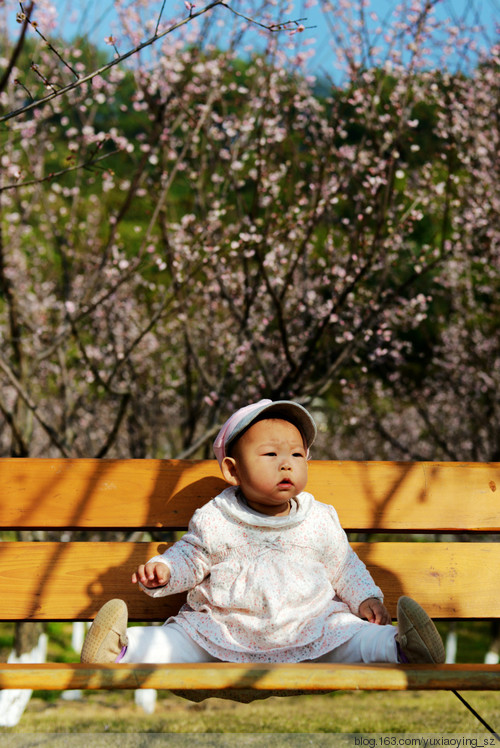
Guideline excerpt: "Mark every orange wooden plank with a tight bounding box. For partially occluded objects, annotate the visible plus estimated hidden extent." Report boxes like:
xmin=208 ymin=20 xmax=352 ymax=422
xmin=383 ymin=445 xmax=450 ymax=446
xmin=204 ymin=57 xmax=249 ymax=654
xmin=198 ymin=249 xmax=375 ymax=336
xmin=1 ymin=459 xmax=500 ymax=531
xmin=314 ymin=461 xmax=500 ymax=532
xmin=0 ymin=541 xmax=182 ymax=621
xmin=1 ymin=541 xmax=498 ymax=621
xmin=0 ymin=458 xmax=226 ymax=530
xmin=1 ymin=662 xmax=500 ymax=691
xmin=357 ymin=542 xmax=500 ymax=619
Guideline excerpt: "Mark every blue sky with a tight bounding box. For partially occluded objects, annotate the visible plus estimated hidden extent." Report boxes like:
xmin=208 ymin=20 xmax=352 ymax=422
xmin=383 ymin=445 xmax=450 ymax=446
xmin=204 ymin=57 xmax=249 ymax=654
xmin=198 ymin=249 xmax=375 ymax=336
xmin=10 ymin=0 xmax=500 ymax=78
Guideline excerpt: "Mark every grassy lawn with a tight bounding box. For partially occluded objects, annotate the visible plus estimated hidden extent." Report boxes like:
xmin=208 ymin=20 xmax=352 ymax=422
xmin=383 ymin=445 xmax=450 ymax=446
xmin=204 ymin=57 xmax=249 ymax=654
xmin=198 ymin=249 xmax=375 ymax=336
xmin=1 ymin=689 xmax=499 ymax=735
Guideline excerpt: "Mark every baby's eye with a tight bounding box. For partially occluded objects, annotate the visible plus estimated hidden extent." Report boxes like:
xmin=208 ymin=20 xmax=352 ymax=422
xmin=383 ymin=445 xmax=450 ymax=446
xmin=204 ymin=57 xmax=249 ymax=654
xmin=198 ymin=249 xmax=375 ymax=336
xmin=264 ymin=451 xmax=277 ymax=456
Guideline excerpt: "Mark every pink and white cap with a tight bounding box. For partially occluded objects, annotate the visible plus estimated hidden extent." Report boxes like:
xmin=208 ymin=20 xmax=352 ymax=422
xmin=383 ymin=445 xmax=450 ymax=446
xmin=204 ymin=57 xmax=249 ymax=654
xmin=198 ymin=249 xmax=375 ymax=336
xmin=213 ymin=399 xmax=317 ymax=467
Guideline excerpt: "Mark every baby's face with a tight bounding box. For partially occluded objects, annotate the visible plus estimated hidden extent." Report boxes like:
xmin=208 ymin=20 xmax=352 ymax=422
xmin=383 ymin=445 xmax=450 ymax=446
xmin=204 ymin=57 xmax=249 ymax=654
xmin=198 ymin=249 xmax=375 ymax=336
xmin=230 ymin=418 xmax=308 ymax=516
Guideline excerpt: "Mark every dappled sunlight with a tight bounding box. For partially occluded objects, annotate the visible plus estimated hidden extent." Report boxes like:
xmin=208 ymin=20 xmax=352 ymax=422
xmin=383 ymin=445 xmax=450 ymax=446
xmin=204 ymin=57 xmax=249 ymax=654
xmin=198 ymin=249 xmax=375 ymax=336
xmin=308 ymin=460 xmax=500 ymax=620
xmin=0 ymin=458 xmax=225 ymax=621
xmin=1 ymin=457 xmax=500 ymax=708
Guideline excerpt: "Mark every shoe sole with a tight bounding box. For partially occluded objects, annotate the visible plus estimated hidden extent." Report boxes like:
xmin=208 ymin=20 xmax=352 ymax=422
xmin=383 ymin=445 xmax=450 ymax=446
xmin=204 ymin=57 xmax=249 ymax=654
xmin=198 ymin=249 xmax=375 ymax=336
xmin=81 ymin=599 xmax=128 ymax=664
xmin=397 ymin=596 xmax=445 ymax=664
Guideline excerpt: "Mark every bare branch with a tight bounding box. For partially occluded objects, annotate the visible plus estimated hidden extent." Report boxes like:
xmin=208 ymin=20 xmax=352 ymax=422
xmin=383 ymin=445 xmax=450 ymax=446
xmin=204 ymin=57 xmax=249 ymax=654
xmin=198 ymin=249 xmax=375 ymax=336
xmin=155 ymin=0 xmax=169 ymax=36
xmin=220 ymin=2 xmax=311 ymax=33
xmin=0 ymin=1 xmax=33 ymax=94
xmin=0 ymin=353 xmax=69 ymax=456
xmin=94 ymin=393 xmax=131 ymax=458
xmin=0 ymin=396 xmax=29 ymax=456
xmin=174 ymin=423 xmax=222 ymax=459
xmin=20 ymin=1 xmax=80 ymax=80
xmin=0 ymin=148 xmax=119 ymax=194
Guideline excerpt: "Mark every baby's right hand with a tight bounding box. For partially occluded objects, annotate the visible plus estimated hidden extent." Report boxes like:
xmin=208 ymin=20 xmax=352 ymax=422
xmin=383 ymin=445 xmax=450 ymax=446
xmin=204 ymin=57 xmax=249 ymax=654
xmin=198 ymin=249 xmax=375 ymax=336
xmin=132 ymin=562 xmax=171 ymax=588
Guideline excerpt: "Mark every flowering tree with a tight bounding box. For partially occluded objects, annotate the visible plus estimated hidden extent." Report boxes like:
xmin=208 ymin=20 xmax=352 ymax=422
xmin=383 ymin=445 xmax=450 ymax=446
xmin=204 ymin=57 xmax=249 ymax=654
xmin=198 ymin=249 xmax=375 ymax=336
xmin=0 ymin=0 xmax=497 ymax=464
xmin=324 ymin=53 xmax=499 ymax=463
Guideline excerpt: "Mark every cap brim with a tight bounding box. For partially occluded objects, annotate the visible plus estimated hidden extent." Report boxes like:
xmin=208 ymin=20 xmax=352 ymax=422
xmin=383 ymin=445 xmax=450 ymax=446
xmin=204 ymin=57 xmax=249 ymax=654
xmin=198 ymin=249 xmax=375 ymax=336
xmin=225 ymin=400 xmax=316 ymax=454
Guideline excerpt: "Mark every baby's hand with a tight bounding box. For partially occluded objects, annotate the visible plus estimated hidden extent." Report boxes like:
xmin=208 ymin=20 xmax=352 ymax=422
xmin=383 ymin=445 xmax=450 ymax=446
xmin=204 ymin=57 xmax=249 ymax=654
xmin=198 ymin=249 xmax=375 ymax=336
xmin=359 ymin=597 xmax=392 ymax=625
xmin=132 ymin=562 xmax=171 ymax=588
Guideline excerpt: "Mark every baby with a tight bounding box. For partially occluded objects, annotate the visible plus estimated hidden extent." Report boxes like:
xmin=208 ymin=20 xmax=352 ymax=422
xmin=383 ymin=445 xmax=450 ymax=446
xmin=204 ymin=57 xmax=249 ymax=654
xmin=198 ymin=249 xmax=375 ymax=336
xmin=81 ymin=399 xmax=445 ymax=666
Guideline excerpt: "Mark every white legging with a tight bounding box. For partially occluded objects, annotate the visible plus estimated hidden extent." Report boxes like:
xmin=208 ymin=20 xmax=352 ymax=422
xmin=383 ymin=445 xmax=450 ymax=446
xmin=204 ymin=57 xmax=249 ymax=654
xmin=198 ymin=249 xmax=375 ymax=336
xmin=312 ymin=623 xmax=398 ymax=663
xmin=121 ymin=620 xmax=398 ymax=664
xmin=122 ymin=622 xmax=220 ymax=664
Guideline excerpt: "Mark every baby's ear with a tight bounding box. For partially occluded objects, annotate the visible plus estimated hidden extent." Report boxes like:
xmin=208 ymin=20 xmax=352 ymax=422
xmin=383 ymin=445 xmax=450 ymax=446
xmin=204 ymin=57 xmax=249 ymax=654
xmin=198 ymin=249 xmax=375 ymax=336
xmin=221 ymin=457 xmax=240 ymax=486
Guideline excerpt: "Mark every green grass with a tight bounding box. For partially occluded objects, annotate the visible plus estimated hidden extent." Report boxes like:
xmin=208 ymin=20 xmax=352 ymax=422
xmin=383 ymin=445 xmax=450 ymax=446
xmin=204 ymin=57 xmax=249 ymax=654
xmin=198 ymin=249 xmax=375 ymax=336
xmin=1 ymin=690 xmax=499 ymax=734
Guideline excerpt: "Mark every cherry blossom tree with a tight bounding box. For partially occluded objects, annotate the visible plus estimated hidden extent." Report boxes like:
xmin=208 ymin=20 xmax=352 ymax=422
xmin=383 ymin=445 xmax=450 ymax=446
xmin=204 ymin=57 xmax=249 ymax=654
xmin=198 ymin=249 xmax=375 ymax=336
xmin=0 ymin=0 xmax=498 ymax=463
xmin=323 ymin=51 xmax=499 ymax=463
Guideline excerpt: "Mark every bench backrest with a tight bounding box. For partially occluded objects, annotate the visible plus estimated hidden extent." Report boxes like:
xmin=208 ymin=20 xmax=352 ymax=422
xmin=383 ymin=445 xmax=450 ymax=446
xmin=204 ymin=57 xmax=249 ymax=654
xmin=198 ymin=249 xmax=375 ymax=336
xmin=1 ymin=458 xmax=499 ymax=622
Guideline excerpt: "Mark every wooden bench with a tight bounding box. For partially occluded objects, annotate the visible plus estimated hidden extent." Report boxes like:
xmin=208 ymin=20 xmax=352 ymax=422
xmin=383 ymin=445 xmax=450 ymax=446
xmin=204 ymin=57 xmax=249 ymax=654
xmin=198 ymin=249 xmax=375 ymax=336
xmin=1 ymin=458 xmax=500 ymax=701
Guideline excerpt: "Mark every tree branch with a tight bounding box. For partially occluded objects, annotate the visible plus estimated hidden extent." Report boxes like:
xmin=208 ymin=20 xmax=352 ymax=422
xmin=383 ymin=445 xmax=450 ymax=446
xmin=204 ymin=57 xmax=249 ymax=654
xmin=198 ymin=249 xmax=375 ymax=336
xmin=0 ymin=148 xmax=119 ymax=194
xmin=0 ymin=2 xmax=33 ymax=94
xmin=94 ymin=393 xmax=131 ymax=458
xmin=0 ymin=353 xmax=69 ymax=455
xmin=0 ymin=1 xmax=306 ymax=124
xmin=0 ymin=1 xmax=225 ymax=123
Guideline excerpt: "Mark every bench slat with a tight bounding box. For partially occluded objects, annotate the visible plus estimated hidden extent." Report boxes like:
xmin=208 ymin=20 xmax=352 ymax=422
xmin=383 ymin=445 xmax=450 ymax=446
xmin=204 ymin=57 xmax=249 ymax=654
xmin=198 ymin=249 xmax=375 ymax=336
xmin=1 ymin=541 xmax=498 ymax=620
xmin=0 ymin=458 xmax=226 ymax=530
xmin=1 ymin=459 xmax=499 ymax=531
xmin=0 ymin=662 xmax=500 ymax=691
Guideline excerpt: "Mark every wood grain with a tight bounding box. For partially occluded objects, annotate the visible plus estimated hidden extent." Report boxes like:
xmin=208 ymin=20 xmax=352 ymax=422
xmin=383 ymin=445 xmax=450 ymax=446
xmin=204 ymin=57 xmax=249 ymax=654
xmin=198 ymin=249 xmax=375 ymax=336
xmin=1 ymin=540 xmax=498 ymax=620
xmin=1 ymin=458 xmax=499 ymax=530
xmin=0 ymin=662 xmax=500 ymax=691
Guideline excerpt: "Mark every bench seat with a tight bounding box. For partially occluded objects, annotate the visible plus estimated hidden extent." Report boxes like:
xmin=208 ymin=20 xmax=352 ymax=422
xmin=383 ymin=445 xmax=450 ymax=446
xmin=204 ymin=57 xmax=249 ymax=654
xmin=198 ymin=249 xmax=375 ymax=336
xmin=1 ymin=662 xmax=500 ymax=692
xmin=1 ymin=458 xmax=499 ymax=696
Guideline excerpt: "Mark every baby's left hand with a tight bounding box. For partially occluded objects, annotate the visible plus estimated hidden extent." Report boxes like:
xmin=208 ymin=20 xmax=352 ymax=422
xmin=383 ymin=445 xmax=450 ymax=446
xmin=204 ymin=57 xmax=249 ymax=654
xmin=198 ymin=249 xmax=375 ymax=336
xmin=359 ymin=597 xmax=392 ymax=625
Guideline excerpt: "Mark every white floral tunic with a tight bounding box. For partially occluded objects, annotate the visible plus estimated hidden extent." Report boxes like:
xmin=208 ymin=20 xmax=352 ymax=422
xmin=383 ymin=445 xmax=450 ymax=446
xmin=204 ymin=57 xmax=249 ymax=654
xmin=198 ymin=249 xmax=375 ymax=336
xmin=142 ymin=487 xmax=384 ymax=663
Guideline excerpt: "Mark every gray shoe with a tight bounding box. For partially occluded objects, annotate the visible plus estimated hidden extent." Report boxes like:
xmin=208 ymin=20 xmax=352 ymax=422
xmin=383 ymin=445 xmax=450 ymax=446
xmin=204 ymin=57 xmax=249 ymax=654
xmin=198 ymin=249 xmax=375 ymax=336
xmin=81 ymin=599 xmax=129 ymax=663
xmin=396 ymin=596 xmax=445 ymax=664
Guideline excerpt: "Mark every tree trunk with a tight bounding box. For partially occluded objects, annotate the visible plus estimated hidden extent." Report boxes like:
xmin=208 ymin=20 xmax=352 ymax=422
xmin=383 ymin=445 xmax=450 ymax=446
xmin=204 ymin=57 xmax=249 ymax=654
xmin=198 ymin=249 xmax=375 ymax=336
xmin=14 ymin=621 xmax=44 ymax=658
